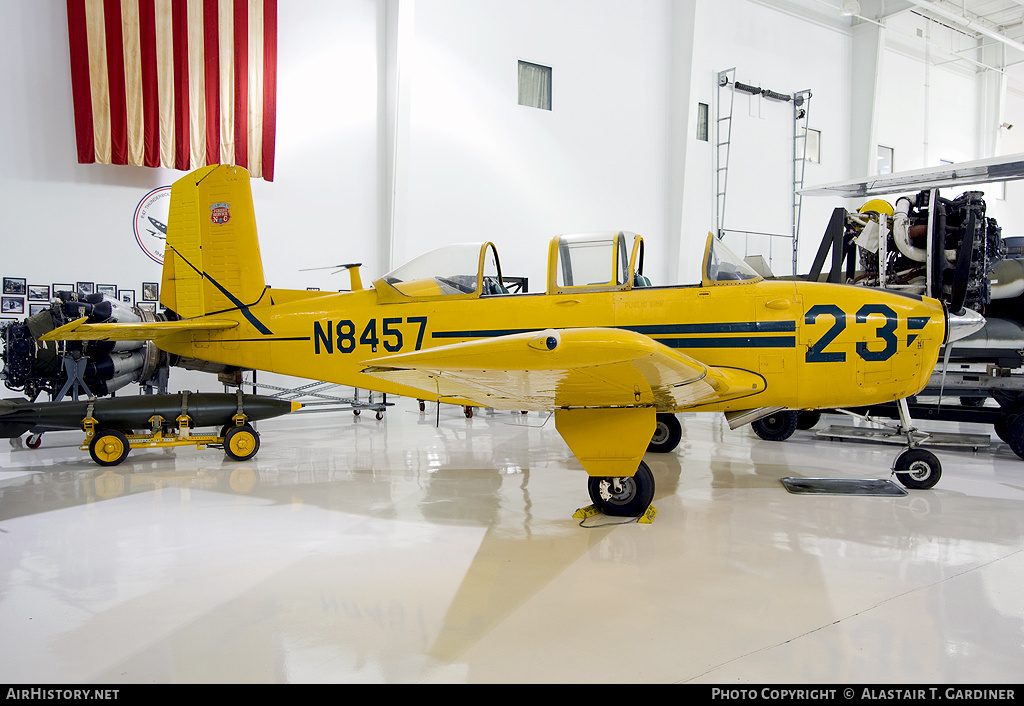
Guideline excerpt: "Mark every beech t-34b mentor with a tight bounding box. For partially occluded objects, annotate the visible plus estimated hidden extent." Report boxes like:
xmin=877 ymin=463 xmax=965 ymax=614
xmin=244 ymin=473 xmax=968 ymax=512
xmin=42 ymin=165 xmax=984 ymax=517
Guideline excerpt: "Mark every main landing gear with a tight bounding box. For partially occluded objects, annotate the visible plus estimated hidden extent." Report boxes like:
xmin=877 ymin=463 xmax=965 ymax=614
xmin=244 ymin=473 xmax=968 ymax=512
xmin=587 ymin=461 xmax=656 ymax=517
xmin=584 ymin=414 xmax=678 ymax=518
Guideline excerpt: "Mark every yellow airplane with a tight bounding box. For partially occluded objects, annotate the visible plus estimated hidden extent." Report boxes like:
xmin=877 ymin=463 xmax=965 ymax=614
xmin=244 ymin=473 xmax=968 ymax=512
xmin=42 ymin=165 xmax=985 ymax=515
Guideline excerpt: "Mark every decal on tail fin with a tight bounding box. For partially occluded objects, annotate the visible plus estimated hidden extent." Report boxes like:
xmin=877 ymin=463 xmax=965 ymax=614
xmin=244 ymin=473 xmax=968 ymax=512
xmin=161 ymin=165 xmax=268 ymax=321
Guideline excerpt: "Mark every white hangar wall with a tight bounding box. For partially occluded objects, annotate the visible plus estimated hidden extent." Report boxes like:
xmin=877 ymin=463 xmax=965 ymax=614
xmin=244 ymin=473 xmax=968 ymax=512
xmin=0 ymin=0 xmax=1019 ymax=397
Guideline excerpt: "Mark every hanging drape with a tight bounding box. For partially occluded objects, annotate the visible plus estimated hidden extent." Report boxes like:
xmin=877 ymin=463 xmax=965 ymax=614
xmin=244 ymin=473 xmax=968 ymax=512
xmin=67 ymin=0 xmax=278 ymax=181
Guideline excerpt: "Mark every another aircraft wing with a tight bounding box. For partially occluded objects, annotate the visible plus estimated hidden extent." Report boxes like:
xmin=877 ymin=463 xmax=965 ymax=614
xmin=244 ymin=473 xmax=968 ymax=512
xmin=362 ymin=327 xmax=765 ymax=410
xmin=39 ymin=316 xmax=238 ymax=342
xmin=798 ymin=152 xmax=1024 ymax=198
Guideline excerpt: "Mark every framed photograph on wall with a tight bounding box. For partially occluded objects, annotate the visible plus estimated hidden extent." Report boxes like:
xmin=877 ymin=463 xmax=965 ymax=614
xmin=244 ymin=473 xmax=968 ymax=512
xmin=2 ymin=297 xmax=24 ymax=314
xmin=142 ymin=282 xmax=159 ymax=301
xmin=52 ymin=283 xmax=74 ymax=296
xmin=29 ymin=303 xmax=47 ymax=316
xmin=3 ymin=278 xmax=26 ymax=296
xmin=77 ymin=282 xmax=94 ymax=297
xmin=97 ymin=284 xmax=117 ymax=297
xmin=137 ymin=302 xmax=156 ymax=314
xmin=28 ymin=285 xmax=50 ymax=301
xmin=119 ymin=289 xmax=136 ymax=306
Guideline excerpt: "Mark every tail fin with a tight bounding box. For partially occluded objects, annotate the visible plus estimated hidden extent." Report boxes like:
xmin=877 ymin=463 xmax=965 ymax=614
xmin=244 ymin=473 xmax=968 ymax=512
xmin=160 ymin=165 xmax=267 ymax=318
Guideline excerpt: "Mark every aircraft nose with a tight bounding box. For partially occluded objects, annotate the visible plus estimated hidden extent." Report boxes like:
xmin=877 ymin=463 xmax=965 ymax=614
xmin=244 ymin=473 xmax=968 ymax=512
xmin=946 ymin=307 xmax=986 ymax=344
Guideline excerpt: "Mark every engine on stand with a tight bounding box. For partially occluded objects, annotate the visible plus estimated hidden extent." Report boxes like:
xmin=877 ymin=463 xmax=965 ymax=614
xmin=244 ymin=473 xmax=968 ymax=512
xmin=851 ymin=190 xmax=1004 ymax=314
xmin=803 ymin=187 xmax=1024 ymax=460
xmin=1 ymin=291 xmax=168 ymax=402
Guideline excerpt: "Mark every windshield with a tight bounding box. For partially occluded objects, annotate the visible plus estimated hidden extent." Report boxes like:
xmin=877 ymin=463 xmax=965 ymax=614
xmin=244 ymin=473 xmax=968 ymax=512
xmin=703 ymin=235 xmax=762 ymax=284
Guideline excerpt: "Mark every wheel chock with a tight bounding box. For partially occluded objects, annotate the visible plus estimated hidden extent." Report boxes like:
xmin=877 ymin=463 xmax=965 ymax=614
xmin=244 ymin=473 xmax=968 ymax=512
xmin=637 ymin=504 xmax=657 ymax=524
xmin=573 ymin=504 xmax=601 ymax=520
xmin=572 ymin=503 xmax=658 ymax=524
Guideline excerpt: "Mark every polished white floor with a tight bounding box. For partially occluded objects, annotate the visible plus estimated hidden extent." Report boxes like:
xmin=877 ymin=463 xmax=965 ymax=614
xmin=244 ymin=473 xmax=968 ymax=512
xmin=1 ymin=397 xmax=1022 ymax=684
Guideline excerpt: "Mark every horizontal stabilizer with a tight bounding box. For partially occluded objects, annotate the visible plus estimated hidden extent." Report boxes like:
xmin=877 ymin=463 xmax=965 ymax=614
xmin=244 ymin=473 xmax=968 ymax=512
xmin=39 ymin=316 xmax=238 ymax=343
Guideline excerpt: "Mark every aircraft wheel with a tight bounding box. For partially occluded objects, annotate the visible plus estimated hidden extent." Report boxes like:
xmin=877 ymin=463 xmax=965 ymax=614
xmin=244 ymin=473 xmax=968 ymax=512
xmin=993 ymin=414 xmax=1013 ymax=445
xmin=587 ymin=461 xmax=655 ymax=517
xmin=224 ymin=424 xmax=260 ymax=461
xmin=894 ymin=448 xmax=941 ymax=490
xmin=89 ymin=429 xmax=130 ymax=467
xmin=796 ymin=410 xmax=821 ymax=430
xmin=750 ymin=411 xmax=798 ymax=441
xmin=648 ymin=413 xmax=682 ymax=453
xmin=1004 ymin=415 xmax=1024 ymax=460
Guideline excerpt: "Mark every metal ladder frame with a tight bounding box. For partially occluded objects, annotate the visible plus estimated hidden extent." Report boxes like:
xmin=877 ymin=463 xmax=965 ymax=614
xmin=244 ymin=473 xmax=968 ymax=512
xmin=715 ymin=68 xmax=813 ymax=276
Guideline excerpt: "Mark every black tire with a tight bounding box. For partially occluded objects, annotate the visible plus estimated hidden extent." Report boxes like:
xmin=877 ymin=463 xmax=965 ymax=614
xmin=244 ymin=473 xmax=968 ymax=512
xmin=587 ymin=461 xmax=656 ymax=517
xmin=1006 ymin=415 xmax=1024 ymax=461
xmin=994 ymin=415 xmax=1011 ymax=445
xmin=751 ymin=411 xmax=798 ymax=441
xmin=648 ymin=413 xmax=682 ymax=453
xmin=224 ymin=424 xmax=260 ymax=461
xmin=796 ymin=410 xmax=821 ymax=430
xmin=89 ymin=429 xmax=130 ymax=467
xmin=894 ymin=448 xmax=941 ymax=490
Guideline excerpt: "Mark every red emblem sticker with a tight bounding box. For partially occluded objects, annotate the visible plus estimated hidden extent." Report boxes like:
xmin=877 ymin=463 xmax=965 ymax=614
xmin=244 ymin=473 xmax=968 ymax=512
xmin=210 ymin=202 xmax=231 ymax=225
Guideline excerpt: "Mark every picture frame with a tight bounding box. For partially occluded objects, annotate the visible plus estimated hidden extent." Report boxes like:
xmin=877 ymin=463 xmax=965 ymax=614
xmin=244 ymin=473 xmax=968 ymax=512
xmin=29 ymin=303 xmax=47 ymax=316
xmin=28 ymin=285 xmax=49 ymax=301
xmin=118 ymin=289 xmax=136 ymax=306
xmin=3 ymin=277 xmax=26 ymax=296
xmin=77 ymin=281 xmax=94 ymax=297
xmin=137 ymin=302 xmax=156 ymax=314
xmin=2 ymin=297 xmax=24 ymax=314
xmin=52 ymin=283 xmax=74 ymax=296
xmin=142 ymin=282 xmax=159 ymax=301
xmin=97 ymin=284 xmax=117 ymax=297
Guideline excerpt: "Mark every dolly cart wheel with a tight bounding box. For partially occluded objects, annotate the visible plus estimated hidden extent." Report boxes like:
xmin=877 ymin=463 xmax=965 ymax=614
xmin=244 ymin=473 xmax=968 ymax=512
xmin=89 ymin=429 xmax=130 ymax=467
xmin=224 ymin=424 xmax=261 ymax=461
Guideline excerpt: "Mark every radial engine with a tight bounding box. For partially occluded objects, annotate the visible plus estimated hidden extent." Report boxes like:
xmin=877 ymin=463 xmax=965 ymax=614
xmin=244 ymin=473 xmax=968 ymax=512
xmin=1 ymin=292 xmax=167 ymax=401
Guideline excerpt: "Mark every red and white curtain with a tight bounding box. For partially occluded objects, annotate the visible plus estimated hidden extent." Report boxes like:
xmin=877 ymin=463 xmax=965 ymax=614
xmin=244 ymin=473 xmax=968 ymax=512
xmin=67 ymin=0 xmax=278 ymax=181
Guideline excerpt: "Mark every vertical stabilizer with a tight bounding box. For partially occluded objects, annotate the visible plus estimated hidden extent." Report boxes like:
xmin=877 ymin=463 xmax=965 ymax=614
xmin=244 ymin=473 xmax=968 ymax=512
xmin=160 ymin=165 xmax=267 ymax=318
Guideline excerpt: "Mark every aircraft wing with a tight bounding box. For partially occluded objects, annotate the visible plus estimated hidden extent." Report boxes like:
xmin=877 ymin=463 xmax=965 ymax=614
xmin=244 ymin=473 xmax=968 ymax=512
xmin=799 ymin=152 xmax=1024 ymax=197
xmin=362 ymin=327 xmax=765 ymax=410
xmin=39 ymin=316 xmax=238 ymax=342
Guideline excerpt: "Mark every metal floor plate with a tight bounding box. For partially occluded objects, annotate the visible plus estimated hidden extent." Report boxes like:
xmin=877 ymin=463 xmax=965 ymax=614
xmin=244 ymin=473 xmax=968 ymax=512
xmin=781 ymin=477 xmax=908 ymax=496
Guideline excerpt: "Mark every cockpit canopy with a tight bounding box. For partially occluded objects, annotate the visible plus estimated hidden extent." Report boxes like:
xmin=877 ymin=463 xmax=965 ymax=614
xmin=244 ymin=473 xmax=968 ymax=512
xmin=371 ymin=230 xmax=759 ymax=302
xmin=374 ymin=242 xmax=505 ymax=302
xmin=546 ymin=231 xmax=647 ymax=294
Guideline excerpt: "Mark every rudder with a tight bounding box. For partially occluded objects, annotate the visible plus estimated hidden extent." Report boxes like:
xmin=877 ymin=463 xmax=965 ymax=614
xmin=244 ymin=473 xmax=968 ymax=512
xmin=160 ymin=165 xmax=267 ymax=318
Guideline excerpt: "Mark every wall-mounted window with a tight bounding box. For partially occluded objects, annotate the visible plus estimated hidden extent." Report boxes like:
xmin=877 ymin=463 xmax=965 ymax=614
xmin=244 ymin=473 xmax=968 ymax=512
xmin=804 ymin=128 xmax=820 ymax=163
xmin=696 ymin=103 xmax=709 ymax=141
xmin=877 ymin=145 xmax=894 ymax=175
xmin=518 ymin=60 xmax=552 ymax=110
